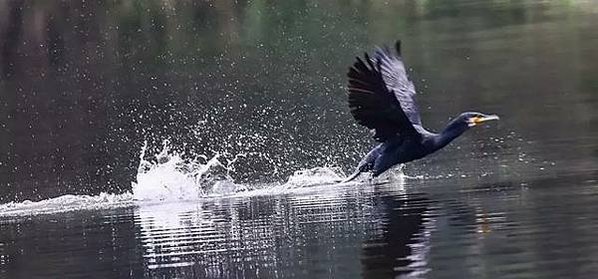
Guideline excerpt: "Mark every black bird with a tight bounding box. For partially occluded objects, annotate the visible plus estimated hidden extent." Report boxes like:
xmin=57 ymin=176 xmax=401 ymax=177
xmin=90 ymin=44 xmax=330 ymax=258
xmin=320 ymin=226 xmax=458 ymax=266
xmin=344 ymin=41 xmax=499 ymax=182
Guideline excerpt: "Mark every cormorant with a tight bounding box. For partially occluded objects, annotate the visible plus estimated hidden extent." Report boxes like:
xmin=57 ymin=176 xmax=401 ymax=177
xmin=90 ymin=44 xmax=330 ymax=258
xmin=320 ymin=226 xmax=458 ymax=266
xmin=344 ymin=41 xmax=499 ymax=182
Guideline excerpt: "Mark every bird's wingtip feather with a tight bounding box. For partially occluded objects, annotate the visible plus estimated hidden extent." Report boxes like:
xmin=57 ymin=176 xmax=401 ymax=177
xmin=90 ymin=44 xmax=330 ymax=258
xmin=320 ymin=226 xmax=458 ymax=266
xmin=395 ymin=40 xmax=401 ymax=55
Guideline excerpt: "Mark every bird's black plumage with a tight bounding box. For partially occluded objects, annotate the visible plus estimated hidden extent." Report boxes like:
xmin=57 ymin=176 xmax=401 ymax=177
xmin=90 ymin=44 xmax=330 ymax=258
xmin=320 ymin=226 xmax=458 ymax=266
xmin=345 ymin=41 xmax=499 ymax=181
xmin=347 ymin=41 xmax=419 ymax=142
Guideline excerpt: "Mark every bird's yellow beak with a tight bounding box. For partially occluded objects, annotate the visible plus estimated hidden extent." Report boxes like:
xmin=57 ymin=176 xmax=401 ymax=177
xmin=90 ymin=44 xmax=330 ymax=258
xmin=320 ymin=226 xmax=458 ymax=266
xmin=468 ymin=114 xmax=500 ymax=127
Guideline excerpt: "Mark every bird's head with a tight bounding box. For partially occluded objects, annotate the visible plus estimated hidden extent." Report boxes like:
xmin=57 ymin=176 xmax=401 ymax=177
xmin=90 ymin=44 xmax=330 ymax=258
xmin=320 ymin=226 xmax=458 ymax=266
xmin=433 ymin=112 xmax=500 ymax=151
xmin=459 ymin=112 xmax=500 ymax=128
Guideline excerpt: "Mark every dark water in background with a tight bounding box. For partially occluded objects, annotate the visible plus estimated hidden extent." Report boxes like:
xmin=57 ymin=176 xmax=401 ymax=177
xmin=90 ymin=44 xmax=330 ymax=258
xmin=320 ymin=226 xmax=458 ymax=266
xmin=2 ymin=0 xmax=598 ymax=278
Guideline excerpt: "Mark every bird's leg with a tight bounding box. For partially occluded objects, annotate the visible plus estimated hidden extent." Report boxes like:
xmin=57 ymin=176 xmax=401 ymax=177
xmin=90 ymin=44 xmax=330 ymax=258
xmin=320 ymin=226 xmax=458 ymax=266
xmin=341 ymin=169 xmax=362 ymax=183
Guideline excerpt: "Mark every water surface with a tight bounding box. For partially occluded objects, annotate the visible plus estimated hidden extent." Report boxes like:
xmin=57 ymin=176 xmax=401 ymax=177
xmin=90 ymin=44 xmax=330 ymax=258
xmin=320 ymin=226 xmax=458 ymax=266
xmin=2 ymin=0 xmax=598 ymax=278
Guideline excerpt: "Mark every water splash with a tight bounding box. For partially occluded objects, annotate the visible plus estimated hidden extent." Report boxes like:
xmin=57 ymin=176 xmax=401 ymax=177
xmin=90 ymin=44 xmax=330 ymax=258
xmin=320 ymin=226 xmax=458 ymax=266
xmin=284 ymin=167 xmax=345 ymax=188
xmin=131 ymin=140 xmax=249 ymax=201
xmin=131 ymin=140 xmax=356 ymax=199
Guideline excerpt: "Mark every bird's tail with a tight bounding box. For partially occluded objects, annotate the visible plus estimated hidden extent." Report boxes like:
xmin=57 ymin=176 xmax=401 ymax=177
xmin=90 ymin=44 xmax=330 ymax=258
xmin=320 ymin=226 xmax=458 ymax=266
xmin=341 ymin=170 xmax=362 ymax=183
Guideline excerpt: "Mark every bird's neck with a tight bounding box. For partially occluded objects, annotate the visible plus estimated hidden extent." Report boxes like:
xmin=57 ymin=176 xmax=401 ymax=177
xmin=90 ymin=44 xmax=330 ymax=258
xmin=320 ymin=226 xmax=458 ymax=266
xmin=432 ymin=118 xmax=468 ymax=152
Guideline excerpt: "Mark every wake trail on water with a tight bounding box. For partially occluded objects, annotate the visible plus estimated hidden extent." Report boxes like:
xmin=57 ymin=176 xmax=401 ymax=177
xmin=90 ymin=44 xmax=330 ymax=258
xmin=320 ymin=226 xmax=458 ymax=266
xmin=1 ymin=141 xmax=403 ymax=217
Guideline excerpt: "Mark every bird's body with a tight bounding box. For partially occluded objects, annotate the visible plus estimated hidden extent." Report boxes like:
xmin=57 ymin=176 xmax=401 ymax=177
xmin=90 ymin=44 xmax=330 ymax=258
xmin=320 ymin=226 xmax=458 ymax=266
xmin=344 ymin=41 xmax=498 ymax=181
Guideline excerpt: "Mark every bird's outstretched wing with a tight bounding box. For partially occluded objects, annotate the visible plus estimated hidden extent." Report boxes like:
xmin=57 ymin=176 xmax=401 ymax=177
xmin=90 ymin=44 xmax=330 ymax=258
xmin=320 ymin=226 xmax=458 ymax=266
xmin=374 ymin=41 xmax=422 ymax=126
xmin=347 ymin=41 xmax=420 ymax=142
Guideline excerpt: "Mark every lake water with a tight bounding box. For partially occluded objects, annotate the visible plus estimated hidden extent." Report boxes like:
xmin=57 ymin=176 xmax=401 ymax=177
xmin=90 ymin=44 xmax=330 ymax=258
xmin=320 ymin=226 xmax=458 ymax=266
xmin=2 ymin=0 xmax=598 ymax=278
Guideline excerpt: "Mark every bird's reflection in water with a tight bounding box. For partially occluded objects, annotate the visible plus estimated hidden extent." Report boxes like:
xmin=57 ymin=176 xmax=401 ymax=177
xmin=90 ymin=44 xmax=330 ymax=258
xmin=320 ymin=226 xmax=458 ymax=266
xmin=361 ymin=192 xmax=434 ymax=278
